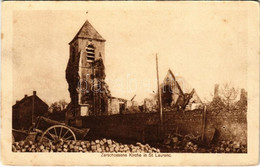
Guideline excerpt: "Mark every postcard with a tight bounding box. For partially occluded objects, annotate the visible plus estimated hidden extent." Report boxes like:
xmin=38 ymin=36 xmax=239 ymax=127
xmin=1 ymin=1 xmax=259 ymax=165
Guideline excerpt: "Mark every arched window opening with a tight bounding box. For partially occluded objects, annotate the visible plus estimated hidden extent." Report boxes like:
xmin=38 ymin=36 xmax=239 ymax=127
xmin=86 ymin=45 xmax=95 ymax=62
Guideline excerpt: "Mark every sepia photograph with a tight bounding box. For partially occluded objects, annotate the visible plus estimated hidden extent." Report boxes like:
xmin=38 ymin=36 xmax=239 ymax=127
xmin=1 ymin=1 xmax=259 ymax=166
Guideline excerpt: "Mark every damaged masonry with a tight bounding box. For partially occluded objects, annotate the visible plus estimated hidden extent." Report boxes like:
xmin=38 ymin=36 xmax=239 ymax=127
xmin=65 ymin=19 xmax=204 ymax=126
xmin=65 ymin=20 xmax=136 ymax=127
xmin=64 ymin=19 xmax=247 ymax=153
xmin=160 ymin=69 xmax=203 ymax=111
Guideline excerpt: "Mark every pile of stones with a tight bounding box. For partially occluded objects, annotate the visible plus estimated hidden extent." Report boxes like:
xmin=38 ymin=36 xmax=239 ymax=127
xmin=162 ymin=136 xmax=247 ymax=153
xmin=162 ymin=135 xmax=199 ymax=153
xmin=212 ymin=140 xmax=247 ymax=153
xmin=12 ymin=138 xmax=160 ymax=153
xmin=184 ymin=141 xmax=198 ymax=152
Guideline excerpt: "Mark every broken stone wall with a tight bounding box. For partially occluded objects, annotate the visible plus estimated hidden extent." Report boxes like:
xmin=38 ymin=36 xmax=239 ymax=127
xmin=205 ymin=111 xmax=247 ymax=143
xmin=82 ymin=109 xmax=247 ymax=144
xmin=163 ymin=110 xmax=247 ymax=144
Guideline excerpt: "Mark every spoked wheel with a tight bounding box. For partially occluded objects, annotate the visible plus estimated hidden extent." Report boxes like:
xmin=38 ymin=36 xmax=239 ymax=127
xmin=40 ymin=125 xmax=76 ymax=144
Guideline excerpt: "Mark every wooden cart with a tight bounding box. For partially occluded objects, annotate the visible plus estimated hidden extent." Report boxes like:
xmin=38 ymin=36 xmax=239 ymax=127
xmin=12 ymin=116 xmax=90 ymax=144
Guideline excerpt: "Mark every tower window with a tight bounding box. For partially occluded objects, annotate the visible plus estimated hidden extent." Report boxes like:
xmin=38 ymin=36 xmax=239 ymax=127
xmin=86 ymin=45 xmax=95 ymax=62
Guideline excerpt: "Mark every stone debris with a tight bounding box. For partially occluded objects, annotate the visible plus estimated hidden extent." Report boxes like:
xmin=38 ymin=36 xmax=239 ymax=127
xmin=212 ymin=140 xmax=247 ymax=153
xmin=161 ymin=135 xmax=247 ymax=153
xmin=12 ymin=136 xmax=246 ymax=153
xmin=12 ymin=138 xmax=160 ymax=153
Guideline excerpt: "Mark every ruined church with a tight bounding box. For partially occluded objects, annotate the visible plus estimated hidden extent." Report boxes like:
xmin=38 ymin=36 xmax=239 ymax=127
xmin=65 ymin=20 xmax=112 ymax=123
xmin=65 ymin=20 xmax=135 ymax=126
xmin=65 ymin=19 xmax=204 ymax=126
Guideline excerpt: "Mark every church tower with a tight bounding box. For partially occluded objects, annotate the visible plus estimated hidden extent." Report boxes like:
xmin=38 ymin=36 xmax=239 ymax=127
xmin=66 ymin=20 xmax=110 ymax=125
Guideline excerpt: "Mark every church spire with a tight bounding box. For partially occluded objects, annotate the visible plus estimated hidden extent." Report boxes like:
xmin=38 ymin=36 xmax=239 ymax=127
xmin=69 ymin=19 xmax=105 ymax=44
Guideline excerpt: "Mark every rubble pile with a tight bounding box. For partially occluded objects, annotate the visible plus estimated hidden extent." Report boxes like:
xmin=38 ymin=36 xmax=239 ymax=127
xmin=161 ymin=135 xmax=247 ymax=153
xmin=212 ymin=140 xmax=247 ymax=153
xmin=184 ymin=141 xmax=198 ymax=152
xmin=12 ymin=139 xmax=160 ymax=153
xmin=161 ymin=135 xmax=200 ymax=153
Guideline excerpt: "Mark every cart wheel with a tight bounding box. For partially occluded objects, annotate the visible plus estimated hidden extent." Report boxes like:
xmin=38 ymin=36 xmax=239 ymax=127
xmin=40 ymin=125 xmax=76 ymax=144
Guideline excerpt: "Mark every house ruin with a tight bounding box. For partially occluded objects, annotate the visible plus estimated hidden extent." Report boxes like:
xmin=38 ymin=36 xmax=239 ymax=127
xmin=160 ymin=69 xmax=203 ymax=111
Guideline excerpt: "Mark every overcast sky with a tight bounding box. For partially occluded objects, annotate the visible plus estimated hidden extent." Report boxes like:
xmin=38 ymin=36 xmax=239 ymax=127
xmin=13 ymin=6 xmax=248 ymax=105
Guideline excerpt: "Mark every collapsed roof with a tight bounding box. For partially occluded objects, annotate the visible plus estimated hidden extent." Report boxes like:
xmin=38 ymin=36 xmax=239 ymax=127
xmin=161 ymin=69 xmax=202 ymax=109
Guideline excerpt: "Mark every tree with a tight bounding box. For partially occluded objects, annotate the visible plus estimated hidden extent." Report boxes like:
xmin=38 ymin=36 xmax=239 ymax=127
xmin=49 ymin=99 xmax=68 ymax=113
xmin=208 ymin=83 xmax=239 ymax=114
xmin=208 ymin=96 xmax=225 ymax=114
xmin=58 ymin=99 xmax=68 ymax=111
xmin=48 ymin=99 xmax=68 ymax=122
xmin=220 ymin=83 xmax=238 ymax=110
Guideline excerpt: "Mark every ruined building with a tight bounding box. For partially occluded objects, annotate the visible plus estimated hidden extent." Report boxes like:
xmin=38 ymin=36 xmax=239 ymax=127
xmin=65 ymin=20 xmax=137 ymax=126
xmin=214 ymin=84 xmax=220 ymax=98
xmin=239 ymin=88 xmax=247 ymax=103
xmin=160 ymin=69 xmax=203 ymax=111
xmin=66 ymin=20 xmax=111 ymax=124
xmin=65 ymin=19 xmax=207 ymax=125
xmin=237 ymin=88 xmax=247 ymax=108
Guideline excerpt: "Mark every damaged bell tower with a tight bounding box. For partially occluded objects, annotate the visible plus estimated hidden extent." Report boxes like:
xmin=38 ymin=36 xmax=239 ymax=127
xmin=66 ymin=19 xmax=111 ymax=124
